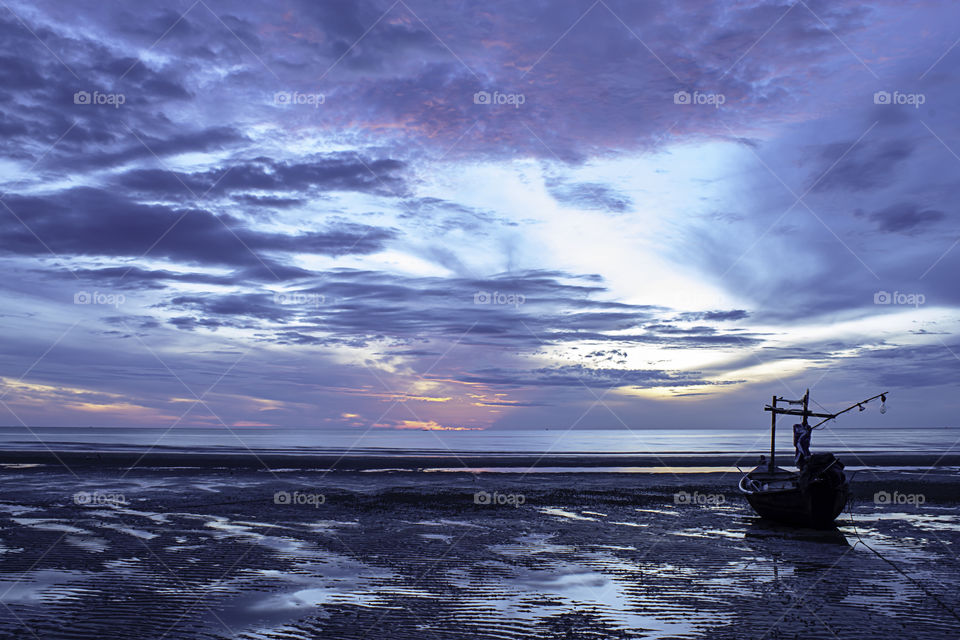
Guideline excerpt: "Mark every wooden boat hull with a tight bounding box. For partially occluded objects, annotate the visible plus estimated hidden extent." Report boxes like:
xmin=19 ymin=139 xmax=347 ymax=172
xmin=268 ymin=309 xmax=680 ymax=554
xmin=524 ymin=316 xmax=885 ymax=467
xmin=739 ymin=461 xmax=850 ymax=529
xmin=743 ymin=480 xmax=849 ymax=529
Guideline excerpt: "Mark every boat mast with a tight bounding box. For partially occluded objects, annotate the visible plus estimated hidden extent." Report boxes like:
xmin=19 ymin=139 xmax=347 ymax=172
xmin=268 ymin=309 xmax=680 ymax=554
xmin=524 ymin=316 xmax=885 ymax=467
xmin=769 ymin=395 xmax=777 ymax=472
xmin=764 ymin=388 xmax=829 ymax=470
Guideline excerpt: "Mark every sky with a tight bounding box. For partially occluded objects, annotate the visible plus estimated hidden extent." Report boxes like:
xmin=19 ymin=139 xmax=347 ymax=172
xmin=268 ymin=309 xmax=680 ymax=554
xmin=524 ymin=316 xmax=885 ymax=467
xmin=0 ymin=0 xmax=958 ymax=433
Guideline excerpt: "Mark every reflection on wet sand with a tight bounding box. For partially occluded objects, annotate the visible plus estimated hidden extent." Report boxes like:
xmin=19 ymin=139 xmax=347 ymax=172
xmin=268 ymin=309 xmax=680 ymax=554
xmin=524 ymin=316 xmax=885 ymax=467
xmin=744 ymin=519 xmax=851 ymax=546
xmin=0 ymin=469 xmax=958 ymax=638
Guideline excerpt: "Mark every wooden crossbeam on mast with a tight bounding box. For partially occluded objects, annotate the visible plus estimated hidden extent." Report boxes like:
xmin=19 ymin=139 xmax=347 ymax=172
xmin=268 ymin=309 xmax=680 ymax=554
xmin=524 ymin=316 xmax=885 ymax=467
xmin=764 ymin=408 xmax=834 ymax=418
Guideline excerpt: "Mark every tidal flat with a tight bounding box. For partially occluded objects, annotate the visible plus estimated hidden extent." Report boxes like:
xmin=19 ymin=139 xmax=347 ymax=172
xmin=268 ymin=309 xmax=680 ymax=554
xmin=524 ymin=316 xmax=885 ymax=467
xmin=1 ymin=466 xmax=958 ymax=639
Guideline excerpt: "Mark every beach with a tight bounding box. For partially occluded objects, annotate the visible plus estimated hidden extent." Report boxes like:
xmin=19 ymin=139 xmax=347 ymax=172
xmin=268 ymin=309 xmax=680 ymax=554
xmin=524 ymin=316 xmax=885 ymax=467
xmin=1 ymin=462 xmax=959 ymax=639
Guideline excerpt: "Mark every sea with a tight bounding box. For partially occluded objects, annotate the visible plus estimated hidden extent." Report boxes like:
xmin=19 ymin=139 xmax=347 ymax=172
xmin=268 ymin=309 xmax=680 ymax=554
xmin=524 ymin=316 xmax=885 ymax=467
xmin=0 ymin=425 xmax=954 ymax=456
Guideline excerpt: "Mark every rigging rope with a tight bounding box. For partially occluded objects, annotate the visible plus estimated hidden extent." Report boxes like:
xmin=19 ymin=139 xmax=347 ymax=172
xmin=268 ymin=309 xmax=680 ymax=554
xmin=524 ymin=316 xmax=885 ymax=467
xmin=844 ymin=498 xmax=960 ymax=624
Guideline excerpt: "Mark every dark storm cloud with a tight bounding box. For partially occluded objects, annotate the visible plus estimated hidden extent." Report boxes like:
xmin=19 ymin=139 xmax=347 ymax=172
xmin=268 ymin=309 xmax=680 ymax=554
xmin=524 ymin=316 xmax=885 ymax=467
xmin=546 ymin=180 xmax=635 ymax=213
xmin=811 ymin=139 xmax=915 ymax=192
xmin=398 ymin=198 xmax=518 ymax=233
xmin=103 ymin=314 xmax=160 ymax=329
xmin=0 ymin=188 xmax=396 ymax=266
xmin=859 ymin=202 xmax=946 ymax=234
xmin=61 ymin=127 xmax=245 ymax=171
xmin=56 ymin=262 xmax=317 ymax=290
xmin=160 ymin=268 xmax=634 ymax=341
xmin=400 ymin=0 xmax=892 ymax=159
xmin=850 ymin=341 xmax=960 ymax=388
xmin=232 ymin=195 xmax=305 ymax=209
xmin=675 ymin=310 xmax=750 ymax=322
xmin=65 ymin=266 xmax=234 ymax=290
xmin=114 ymin=156 xmax=408 ymax=198
xmin=51 ymin=0 xmax=881 ymax=162
xmin=0 ymin=0 xmax=931 ymax=174
xmin=541 ymin=331 xmax=761 ymax=348
xmin=97 ymin=314 xmax=164 ymax=338
xmin=0 ymin=13 xmax=204 ymax=163
xmin=169 ymin=293 xmax=290 ymax=322
xmin=0 ymin=0 xmax=924 ymax=187
xmin=455 ymin=364 xmax=739 ymax=389
xmin=155 ymin=268 xmax=760 ymax=354
xmin=289 ymin=0 xmax=443 ymax=73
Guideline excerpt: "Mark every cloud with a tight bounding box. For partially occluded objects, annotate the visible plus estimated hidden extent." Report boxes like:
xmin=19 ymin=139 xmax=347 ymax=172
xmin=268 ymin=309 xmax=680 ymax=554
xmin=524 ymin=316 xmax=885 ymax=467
xmin=676 ymin=310 xmax=750 ymax=322
xmin=811 ymin=139 xmax=915 ymax=192
xmin=0 ymin=188 xmax=397 ymax=267
xmin=456 ymin=364 xmax=740 ymax=390
xmin=153 ymin=268 xmax=762 ymax=356
xmin=546 ymin=180 xmax=635 ymax=212
xmin=1 ymin=0 xmax=959 ymax=431
xmin=860 ymin=202 xmax=946 ymax=234
xmin=114 ymin=155 xmax=408 ymax=198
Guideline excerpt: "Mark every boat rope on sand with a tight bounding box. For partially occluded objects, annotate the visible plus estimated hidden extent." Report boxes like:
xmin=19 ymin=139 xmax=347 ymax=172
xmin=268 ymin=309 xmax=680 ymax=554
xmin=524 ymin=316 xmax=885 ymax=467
xmin=844 ymin=499 xmax=960 ymax=624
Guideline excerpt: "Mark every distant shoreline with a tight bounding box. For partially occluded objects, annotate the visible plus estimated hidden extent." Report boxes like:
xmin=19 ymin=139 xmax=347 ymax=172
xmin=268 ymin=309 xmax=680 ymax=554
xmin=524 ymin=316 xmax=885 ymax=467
xmin=2 ymin=449 xmax=958 ymax=470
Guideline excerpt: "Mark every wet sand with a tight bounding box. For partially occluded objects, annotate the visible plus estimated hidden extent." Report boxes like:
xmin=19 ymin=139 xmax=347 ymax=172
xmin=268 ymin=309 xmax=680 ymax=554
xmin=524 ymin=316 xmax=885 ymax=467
xmin=2 ymin=448 xmax=960 ymax=470
xmin=1 ymin=466 xmax=959 ymax=639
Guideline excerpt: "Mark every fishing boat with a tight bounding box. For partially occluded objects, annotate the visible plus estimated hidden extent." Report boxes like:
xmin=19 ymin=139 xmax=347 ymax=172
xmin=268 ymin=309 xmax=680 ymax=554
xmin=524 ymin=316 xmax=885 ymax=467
xmin=738 ymin=389 xmax=887 ymax=529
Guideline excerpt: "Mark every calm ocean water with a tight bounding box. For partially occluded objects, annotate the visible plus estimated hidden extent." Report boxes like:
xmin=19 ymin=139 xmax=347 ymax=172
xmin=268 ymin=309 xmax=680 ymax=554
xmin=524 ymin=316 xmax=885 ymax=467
xmin=0 ymin=426 xmax=954 ymax=455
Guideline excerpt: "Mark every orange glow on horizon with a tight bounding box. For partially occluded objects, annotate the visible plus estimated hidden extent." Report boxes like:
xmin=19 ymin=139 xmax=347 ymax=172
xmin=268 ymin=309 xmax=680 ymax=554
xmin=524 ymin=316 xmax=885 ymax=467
xmin=377 ymin=420 xmax=484 ymax=431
